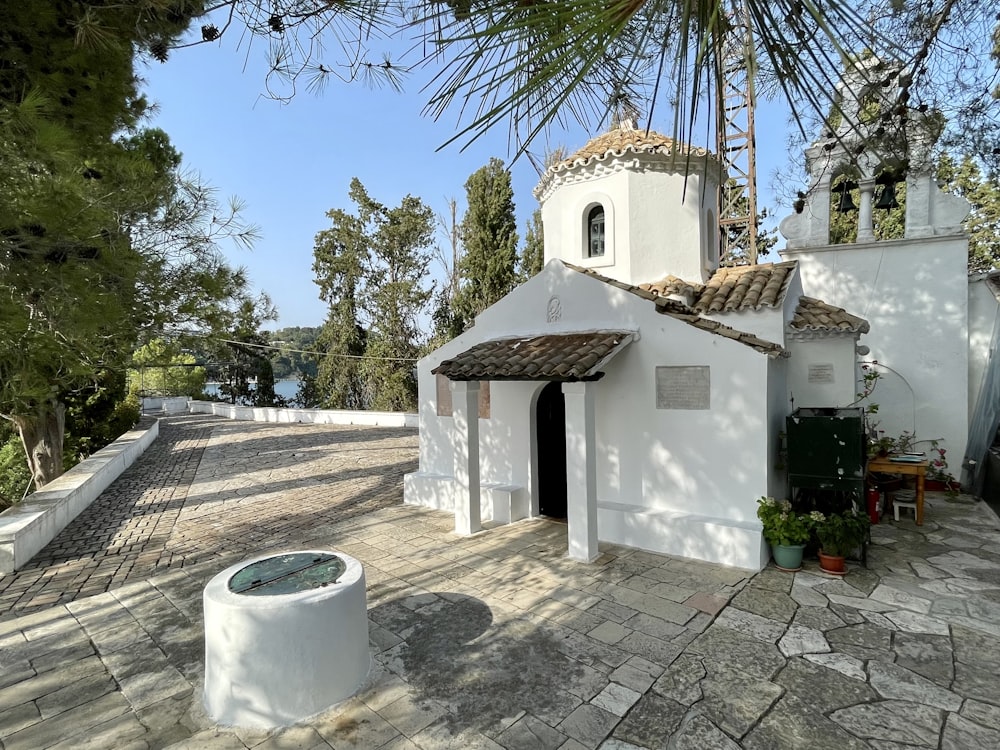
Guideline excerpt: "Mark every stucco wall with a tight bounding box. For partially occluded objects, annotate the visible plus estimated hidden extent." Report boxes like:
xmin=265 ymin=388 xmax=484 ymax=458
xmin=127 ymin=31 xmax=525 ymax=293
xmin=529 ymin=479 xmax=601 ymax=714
xmin=406 ymin=261 xmax=777 ymax=567
xmin=782 ymin=234 xmax=969 ymax=460
xmin=540 ymin=164 xmax=717 ymax=286
xmin=785 ymin=337 xmax=860 ymax=409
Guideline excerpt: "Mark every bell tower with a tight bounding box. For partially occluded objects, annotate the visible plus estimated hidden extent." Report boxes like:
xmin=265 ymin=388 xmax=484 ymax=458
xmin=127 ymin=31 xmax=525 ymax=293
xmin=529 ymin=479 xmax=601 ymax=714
xmin=534 ymin=119 xmax=723 ymax=286
xmin=779 ymin=57 xmax=969 ymax=248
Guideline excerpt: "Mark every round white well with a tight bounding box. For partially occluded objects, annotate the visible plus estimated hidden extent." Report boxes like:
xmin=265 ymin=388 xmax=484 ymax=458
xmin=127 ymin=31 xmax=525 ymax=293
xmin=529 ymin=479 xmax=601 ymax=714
xmin=203 ymin=550 xmax=369 ymax=728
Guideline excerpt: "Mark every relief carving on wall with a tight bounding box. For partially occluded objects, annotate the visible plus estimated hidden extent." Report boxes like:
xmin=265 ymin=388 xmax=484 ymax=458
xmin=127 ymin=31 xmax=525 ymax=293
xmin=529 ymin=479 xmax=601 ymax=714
xmin=546 ymin=296 xmax=562 ymax=323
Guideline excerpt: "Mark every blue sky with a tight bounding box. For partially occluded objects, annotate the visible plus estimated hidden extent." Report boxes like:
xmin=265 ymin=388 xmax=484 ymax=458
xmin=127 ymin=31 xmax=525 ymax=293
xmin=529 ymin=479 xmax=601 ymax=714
xmin=140 ymin=35 xmax=796 ymax=329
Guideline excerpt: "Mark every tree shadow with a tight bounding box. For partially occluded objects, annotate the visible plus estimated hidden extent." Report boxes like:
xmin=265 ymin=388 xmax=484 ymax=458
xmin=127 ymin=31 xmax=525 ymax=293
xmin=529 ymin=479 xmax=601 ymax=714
xmin=369 ymin=592 xmax=588 ymax=735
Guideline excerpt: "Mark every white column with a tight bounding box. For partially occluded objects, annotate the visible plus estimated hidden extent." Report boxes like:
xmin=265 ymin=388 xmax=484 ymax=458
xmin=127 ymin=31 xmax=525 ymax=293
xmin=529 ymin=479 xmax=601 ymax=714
xmin=451 ymin=380 xmax=481 ymax=535
xmin=855 ymin=178 xmax=876 ymax=243
xmin=563 ymin=381 xmax=598 ymax=562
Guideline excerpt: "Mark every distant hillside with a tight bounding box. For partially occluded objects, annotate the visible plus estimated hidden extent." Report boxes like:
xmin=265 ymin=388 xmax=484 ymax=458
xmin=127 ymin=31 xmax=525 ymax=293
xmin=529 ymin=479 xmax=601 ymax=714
xmin=267 ymin=326 xmax=321 ymax=379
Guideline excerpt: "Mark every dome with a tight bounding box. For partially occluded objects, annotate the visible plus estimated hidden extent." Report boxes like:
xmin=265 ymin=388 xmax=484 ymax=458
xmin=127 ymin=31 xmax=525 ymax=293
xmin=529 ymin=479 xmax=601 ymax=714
xmin=534 ymin=120 xmax=718 ymax=201
xmin=557 ymin=125 xmax=710 ymax=169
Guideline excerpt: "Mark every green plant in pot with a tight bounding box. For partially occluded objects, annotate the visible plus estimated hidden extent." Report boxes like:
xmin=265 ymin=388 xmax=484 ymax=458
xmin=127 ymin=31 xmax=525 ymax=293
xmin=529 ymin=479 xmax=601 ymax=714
xmin=814 ymin=507 xmax=871 ymax=574
xmin=757 ymin=497 xmax=812 ymax=571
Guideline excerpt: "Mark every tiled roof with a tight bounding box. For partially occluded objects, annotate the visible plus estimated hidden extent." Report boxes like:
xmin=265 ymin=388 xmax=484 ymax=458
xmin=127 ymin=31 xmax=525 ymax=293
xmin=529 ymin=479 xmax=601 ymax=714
xmin=639 ymin=276 xmax=703 ymax=300
xmin=693 ymin=262 xmax=797 ymax=314
xmin=791 ymin=297 xmax=870 ymax=334
xmin=566 ymin=264 xmax=786 ymax=357
xmin=433 ymin=331 xmax=634 ymax=382
xmin=557 ymin=125 xmax=711 ymax=170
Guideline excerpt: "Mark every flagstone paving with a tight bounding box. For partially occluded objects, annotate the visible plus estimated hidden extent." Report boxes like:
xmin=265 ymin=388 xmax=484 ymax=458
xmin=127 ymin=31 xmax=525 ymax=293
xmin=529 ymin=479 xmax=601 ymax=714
xmin=2 ymin=415 xmax=1000 ymax=749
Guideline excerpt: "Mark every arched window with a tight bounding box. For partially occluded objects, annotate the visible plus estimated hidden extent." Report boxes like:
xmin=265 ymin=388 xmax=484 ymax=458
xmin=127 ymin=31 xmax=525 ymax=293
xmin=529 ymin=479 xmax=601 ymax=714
xmin=587 ymin=205 xmax=605 ymax=257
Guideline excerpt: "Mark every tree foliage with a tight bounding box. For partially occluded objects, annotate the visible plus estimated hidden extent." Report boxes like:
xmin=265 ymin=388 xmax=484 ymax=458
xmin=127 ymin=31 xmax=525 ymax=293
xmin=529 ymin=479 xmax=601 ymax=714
xmin=267 ymin=326 xmax=322 ymax=379
xmin=0 ymin=0 xmax=260 ymax=488
xmin=313 ymin=179 xmax=434 ymax=411
xmin=938 ymin=155 xmax=1000 ymax=274
xmin=146 ymin=2 xmax=1000 ymax=179
xmin=202 ymin=293 xmax=281 ymax=406
xmin=521 ymin=208 xmax=545 ymax=280
xmin=451 ymin=158 xmax=519 ymax=329
xmin=128 ymin=339 xmax=208 ymax=398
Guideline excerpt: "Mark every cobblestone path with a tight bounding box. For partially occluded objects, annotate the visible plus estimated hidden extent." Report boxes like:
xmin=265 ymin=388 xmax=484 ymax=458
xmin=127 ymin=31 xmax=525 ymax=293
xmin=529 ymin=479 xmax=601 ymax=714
xmin=0 ymin=415 xmax=417 ymax=621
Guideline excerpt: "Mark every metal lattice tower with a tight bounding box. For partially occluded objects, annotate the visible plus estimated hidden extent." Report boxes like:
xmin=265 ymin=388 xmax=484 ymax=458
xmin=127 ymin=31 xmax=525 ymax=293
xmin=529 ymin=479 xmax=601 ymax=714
xmin=716 ymin=3 xmax=758 ymax=266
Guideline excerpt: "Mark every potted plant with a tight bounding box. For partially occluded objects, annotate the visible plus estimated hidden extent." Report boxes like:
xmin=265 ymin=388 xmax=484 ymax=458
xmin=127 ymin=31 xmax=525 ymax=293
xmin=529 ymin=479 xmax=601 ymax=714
xmin=814 ymin=507 xmax=871 ymax=575
xmin=926 ymin=442 xmax=960 ymax=494
xmin=868 ymin=434 xmax=896 ymax=458
xmin=757 ymin=497 xmax=812 ymax=571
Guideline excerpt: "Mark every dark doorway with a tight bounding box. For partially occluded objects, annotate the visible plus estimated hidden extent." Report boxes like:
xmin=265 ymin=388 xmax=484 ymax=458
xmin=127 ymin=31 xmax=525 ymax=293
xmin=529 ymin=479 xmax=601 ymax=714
xmin=536 ymin=381 xmax=567 ymax=518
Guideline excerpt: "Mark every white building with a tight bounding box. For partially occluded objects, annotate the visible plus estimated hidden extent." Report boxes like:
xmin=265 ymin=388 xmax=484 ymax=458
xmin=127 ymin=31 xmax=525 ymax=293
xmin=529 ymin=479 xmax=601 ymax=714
xmin=404 ymin=72 xmax=997 ymax=569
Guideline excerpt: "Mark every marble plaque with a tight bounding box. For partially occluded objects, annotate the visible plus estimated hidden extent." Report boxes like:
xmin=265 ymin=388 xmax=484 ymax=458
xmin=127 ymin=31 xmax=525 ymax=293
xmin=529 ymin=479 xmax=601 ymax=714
xmin=656 ymin=366 xmax=710 ymax=410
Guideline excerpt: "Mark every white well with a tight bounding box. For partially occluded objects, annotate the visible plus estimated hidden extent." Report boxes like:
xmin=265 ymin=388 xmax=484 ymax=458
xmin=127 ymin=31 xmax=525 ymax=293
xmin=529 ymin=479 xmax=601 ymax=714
xmin=203 ymin=550 xmax=370 ymax=728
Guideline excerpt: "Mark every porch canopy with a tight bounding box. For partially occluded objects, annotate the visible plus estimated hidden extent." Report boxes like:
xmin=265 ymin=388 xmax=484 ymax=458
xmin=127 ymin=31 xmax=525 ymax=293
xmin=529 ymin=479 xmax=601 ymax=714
xmin=432 ymin=330 xmax=635 ymax=563
xmin=432 ymin=330 xmax=635 ymax=381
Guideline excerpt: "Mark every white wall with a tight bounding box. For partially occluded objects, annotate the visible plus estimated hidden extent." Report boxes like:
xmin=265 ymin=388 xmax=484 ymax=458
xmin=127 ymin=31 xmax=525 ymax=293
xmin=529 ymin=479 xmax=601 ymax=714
xmin=540 ymin=158 xmax=719 ymax=286
xmin=782 ymin=234 xmax=969 ymax=460
xmin=786 ymin=337 xmax=860 ymax=410
xmin=188 ymin=401 xmax=417 ymax=428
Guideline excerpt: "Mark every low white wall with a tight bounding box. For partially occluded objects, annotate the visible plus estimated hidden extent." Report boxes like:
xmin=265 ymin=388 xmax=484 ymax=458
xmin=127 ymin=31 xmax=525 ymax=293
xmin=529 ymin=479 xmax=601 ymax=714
xmin=188 ymin=400 xmax=418 ymax=428
xmin=597 ymin=501 xmax=768 ymax=571
xmin=0 ymin=420 xmax=160 ymax=574
xmin=142 ymin=396 xmax=190 ymax=414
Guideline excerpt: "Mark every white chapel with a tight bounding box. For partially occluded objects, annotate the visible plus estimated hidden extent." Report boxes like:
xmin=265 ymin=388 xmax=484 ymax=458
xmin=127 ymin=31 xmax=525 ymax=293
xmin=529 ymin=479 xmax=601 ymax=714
xmin=404 ymin=89 xmax=996 ymax=570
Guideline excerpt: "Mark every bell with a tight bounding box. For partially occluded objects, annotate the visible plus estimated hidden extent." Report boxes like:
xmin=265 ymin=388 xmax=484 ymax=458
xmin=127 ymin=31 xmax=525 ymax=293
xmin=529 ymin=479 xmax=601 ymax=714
xmin=874 ymin=181 xmax=899 ymax=210
xmin=832 ymin=181 xmax=858 ymax=213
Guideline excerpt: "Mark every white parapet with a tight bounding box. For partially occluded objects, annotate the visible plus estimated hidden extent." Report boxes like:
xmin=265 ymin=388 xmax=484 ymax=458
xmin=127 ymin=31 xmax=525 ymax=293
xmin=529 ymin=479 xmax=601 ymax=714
xmin=0 ymin=421 xmax=160 ymax=574
xmin=203 ymin=550 xmax=370 ymax=729
xmin=188 ymin=401 xmax=418 ymax=428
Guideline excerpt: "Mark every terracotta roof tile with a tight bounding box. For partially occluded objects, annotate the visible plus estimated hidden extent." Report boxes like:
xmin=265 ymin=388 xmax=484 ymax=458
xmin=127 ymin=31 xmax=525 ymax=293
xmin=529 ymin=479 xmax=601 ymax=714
xmin=565 ymin=264 xmax=786 ymax=357
xmin=791 ymin=297 xmax=870 ymax=334
xmin=557 ymin=126 xmax=711 ymax=170
xmin=693 ymin=262 xmax=797 ymax=314
xmin=639 ymin=276 xmax=704 ymax=299
xmin=433 ymin=331 xmax=634 ymax=382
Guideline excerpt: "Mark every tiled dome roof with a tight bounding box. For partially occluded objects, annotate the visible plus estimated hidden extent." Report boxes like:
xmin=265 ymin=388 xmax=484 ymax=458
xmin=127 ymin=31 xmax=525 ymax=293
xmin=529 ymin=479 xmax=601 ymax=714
xmin=556 ymin=123 xmax=711 ymax=170
xmin=535 ymin=121 xmax=718 ymax=200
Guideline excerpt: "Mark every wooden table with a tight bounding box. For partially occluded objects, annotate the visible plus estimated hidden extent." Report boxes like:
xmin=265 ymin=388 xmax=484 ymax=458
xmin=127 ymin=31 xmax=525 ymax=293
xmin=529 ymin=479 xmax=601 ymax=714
xmin=867 ymin=456 xmax=930 ymax=525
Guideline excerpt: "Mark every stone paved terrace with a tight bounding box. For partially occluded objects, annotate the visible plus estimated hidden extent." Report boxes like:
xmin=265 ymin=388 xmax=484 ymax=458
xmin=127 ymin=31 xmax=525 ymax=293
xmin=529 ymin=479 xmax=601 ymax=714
xmin=2 ymin=416 xmax=1000 ymax=749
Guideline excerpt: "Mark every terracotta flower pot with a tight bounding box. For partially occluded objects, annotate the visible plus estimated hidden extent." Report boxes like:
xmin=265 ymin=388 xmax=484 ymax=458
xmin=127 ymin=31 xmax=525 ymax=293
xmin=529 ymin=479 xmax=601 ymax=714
xmin=818 ymin=550 xmax=847 ymax=576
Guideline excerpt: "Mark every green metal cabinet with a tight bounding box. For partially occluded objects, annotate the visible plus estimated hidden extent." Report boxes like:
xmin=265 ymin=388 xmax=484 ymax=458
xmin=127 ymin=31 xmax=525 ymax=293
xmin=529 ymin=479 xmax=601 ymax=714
xmin=786 ymin=407 xmax=866 ymax=498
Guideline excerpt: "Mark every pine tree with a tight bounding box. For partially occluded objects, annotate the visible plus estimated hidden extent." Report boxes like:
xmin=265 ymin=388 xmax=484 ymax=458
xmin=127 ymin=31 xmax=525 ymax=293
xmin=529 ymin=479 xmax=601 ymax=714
xmin=521 ymin=208 xmax=545 ymax=279
xmin=313 ymin=196 xmax=369 ymax=410
xmin=313 ymin=179 xmax=434 ymax=410
xmin=1 ymin=1 xmax=259 ymax=487
xmin=938 ymin=155 xmax=1000 ymax=273
xmin=452 ymin=158 xmax=519 ymax=329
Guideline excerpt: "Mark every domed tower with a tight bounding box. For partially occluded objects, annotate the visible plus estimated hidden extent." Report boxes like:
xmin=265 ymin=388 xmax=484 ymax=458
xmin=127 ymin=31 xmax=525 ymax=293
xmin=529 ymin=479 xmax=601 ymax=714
xmin=533 ymin=119 xmax=723 ymax=285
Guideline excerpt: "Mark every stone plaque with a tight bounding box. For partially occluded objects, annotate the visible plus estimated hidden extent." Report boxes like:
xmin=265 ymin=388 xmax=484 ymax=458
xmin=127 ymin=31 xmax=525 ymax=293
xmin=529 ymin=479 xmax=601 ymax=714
xmin=808 ymin=363 xmax=835 ymax=384
xmin=656 ymin=366 xmax=710 ymax=410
